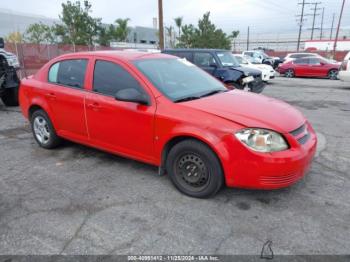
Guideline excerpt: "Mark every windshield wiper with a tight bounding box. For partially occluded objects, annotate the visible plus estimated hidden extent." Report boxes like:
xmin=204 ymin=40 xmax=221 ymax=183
xmin=199 ymin=89 xmax=227 ymax=98
xmin=174 ymin=96 xmax=200 ymax=103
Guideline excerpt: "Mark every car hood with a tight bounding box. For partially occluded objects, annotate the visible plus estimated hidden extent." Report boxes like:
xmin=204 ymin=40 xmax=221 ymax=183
xmin=182 ymin=90 xmax=305 ymax=133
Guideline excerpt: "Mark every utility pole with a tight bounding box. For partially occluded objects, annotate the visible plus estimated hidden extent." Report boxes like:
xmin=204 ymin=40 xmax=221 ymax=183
xmin=297 ymin=0 xmax=306 ymax=51
xmin=158 ymin=0 xmax=164 ymax=50
xmin=310 ymin=2 xmax=322 ymax=40
xmin=320 ymin=7 xmax=324 ymax=39
xmin=330 ymin=13 xmax=335 ymax=39
xmin=247 ymin=26 xmax=250 ymax=50
xmin=333 ymin=0 xmax=346 ymax=57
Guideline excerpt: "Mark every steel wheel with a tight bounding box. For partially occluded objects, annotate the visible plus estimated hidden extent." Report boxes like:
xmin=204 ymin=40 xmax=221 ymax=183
xmin=33 ymin=116 xmax=51 ymax=145
xmin=174 ymin=153 xmax=210 ymax=193
xmin=285 ymin=69 xmax=294 ymax=78
xmin=328 ymin=69 xmax=338 ymax=80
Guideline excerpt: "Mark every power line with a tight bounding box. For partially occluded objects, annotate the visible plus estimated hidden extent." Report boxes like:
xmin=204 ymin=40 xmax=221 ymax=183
xmin=320 ymin=7 xmax=325 ymax=39
xmin=297 ymin=0 xmax=306 ymax=51
xmin=309 ymin=2 xmax=322 ymax=40
xmin=330 ymin=13 xmax=335 ymax=40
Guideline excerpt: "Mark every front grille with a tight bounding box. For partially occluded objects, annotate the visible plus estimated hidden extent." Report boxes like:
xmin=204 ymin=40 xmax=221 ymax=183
xmin=298 ymin=133 xmax=310 ymax=144
xmin=290 ymin=123 xmax=310 ymax=145
xmin=290 ymin=124 xmax=306 ymax=137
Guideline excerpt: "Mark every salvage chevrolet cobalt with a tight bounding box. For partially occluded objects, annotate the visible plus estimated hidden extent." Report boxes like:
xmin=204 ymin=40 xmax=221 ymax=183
xmin=19 ymin=51 xmax=317 ymax=198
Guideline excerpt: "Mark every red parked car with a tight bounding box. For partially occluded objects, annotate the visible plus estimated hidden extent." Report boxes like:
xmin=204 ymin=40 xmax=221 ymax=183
xmin=278 ymin=57 xmax=340 ymax=79
xmin=19 ymin=51 xmax=317 ymax=198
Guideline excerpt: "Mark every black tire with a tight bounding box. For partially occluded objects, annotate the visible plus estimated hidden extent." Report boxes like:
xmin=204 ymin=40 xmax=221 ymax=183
xmin=328 ymin=69 xmax=338 ymax=80
xmin=285 ymin=69 xmax=294 ymax=78
xmin=30 ymin=109 xmax=62 ymax=149
xmin=1 ymin=87 xmax=19 ymax=106
xmin=166 ymin=139 xmax=224 ymax=198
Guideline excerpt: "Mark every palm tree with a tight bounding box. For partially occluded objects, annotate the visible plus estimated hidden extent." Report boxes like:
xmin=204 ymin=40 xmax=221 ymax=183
xmin=165 ymin=26 xmax=175 ymax=48
xmin=115 ymin=18 xmax=131 ymax=41
xmin=230 ymin=30 xmax=239 ymax=51
xmin=174 ymin=16 xmax=183 ymax=38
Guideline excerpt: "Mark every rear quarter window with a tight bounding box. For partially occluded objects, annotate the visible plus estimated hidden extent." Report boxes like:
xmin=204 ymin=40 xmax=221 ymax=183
xmin=48 ymin=59 xmax=88 ymax=89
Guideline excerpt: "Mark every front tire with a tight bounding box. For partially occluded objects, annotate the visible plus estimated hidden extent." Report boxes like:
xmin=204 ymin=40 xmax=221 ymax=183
xmin=166 ymin=139 xmax=224 ymax=198
xmin=30 ymin=110 xmax=62 ymax=149
xmin=285 ymin=69 xmax=294 ymax=78
xmin=328 ymin=69 xmax=338 ymax=80
xmin=1 ymin=87 xmax=19 ymax=106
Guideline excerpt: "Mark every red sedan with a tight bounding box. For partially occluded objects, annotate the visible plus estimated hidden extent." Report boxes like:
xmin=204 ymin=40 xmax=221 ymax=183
xmin=278 ymin=57 xmax=340 ymax=79
xmin=19 ymin=51 xmax=317 ymax=198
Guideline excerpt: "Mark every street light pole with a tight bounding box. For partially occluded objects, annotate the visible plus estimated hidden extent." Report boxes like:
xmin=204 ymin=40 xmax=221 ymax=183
xmin=158 ymin=0 xmax=164 ymax=50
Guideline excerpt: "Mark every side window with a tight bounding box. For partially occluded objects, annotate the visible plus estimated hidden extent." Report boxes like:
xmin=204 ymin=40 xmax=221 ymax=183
xmin=174 ymin=52 xmax=193 ymax=61
xmin=93 ymin=60 xmax=143 ymax=97
xmin=309 ymin=58 xmax=320 ymax=65
xmin=193 ymin=53 xmax=216 ymax=67
xmin=294 ymin=58 xmax=308 ymax=64
xmin=48 ymin=59 xmax=87 ymax=88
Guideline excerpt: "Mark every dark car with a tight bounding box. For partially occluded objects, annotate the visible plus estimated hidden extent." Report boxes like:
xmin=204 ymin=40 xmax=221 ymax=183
xmin=162 ymin=49 xmax=265 ymax=93
xmin=0 ymin=37 xmax=20 ymax=106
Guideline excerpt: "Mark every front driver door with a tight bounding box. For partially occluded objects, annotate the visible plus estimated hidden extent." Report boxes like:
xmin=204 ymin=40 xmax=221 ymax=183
xmin=85 ymin=59 xmax=156 ymax=164
xmin=308 ymin=58 xmax=326 ymax=76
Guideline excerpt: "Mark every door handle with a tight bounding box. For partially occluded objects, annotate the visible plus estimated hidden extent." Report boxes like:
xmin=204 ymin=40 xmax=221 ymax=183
xmin=87 ymin=102 xmax=101 ymax=110
xmin=45 ymin=92 xmax=56 ymax=100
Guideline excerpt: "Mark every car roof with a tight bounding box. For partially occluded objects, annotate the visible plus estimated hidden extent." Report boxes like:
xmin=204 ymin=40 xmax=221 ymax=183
xmin=55 ymin=50 xmax=173 ymax=61
xmin=288 ymin=53 xmax=317 ymax=55
xmin=164 ymin=48 xmax=229 ymax=52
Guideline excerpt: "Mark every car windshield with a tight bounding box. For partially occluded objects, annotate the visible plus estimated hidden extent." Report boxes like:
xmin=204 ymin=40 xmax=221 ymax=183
xmin=216 ymin=51 xmax=240 ymax=67
xmin=134 ymin=58 xmax=227 ymax=102
xmin=235 ymin=55 xmax=249 ymax=65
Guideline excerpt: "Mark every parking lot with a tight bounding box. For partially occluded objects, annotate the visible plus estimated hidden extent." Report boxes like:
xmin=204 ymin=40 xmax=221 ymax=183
xmin=0 ymin=77 xmax=349 ymax=255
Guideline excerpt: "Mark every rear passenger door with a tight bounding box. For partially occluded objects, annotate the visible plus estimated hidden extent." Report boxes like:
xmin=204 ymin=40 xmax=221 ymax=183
xmin=293 ymin=58 xmax=309 ymax=76
xmin=193 ymin=52 xmax=218 ymax=75
xmin=47 ymin=58 xmax=88 ymax=140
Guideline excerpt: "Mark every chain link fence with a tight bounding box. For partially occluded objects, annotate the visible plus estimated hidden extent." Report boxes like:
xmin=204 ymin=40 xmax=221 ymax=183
xmin=4 ymin=42 xmax=349 ymax=78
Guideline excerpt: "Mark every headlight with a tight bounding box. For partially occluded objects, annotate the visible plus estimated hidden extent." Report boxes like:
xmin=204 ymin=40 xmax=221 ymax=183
xmin=235 ymin=128 xmax=288 ymax=152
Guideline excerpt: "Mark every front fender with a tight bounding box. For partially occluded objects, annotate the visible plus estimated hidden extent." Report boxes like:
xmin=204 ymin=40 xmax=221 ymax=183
xmin=156 ymin=125 xmax=231 ymax=169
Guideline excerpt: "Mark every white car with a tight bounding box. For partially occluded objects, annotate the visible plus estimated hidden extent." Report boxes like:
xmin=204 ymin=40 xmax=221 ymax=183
xmin=339 ymin=51 xmax=350 ymax=82
xmin=234 ymin=54 xmax=276 ymax=82
xmin=284 ymin=53 xmax=339 ymax=65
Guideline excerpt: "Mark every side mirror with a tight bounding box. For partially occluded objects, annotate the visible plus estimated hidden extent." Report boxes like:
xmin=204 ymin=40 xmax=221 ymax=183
xmin=0 ymin=38 xmax=4 ymax=49
xmin=209 ymin=63 xmax=217 ymax=68
xmin=115 ymin=88 xmax=149 ymax=105
xmin=320 ymin=62 xmax=325 ymax=66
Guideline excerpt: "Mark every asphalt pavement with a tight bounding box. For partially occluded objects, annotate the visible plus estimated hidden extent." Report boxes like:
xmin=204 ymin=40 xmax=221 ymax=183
xmin=0 ymin=77 xmax=349 ymax=255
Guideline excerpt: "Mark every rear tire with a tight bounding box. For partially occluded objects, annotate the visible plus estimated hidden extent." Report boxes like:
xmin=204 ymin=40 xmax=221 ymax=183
xmin=285 ymin=69 xmax=294 ymax=78
xmin=30 ymin=110 xmax=62 ymax=149
xmin=1 ymin=87 xmax=19 ymax=106
xmin=328 ymin=69 xmax=338 ymax=80
xmin=166 ymin=139 xmax=224 ymax=198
